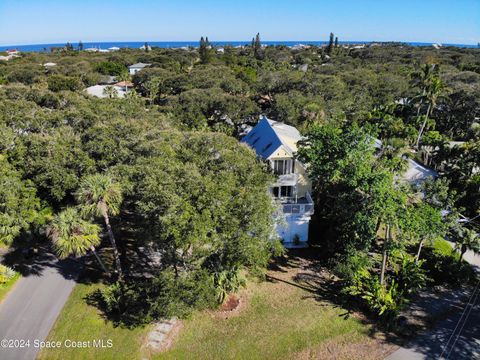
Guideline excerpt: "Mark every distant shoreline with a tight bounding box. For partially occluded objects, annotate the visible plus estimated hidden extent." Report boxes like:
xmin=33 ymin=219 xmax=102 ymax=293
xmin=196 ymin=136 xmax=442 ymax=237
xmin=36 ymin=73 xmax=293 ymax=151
xmin=0 ymin=40 xmax=478 ymax=52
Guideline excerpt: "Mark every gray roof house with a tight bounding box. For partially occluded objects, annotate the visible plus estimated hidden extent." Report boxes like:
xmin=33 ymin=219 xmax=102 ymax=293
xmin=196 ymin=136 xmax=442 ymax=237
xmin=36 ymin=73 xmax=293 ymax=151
xmin=128 ymin=62 xmax=151 ymax=75
xmin=242 ymin=116 xmax=314 ymax=248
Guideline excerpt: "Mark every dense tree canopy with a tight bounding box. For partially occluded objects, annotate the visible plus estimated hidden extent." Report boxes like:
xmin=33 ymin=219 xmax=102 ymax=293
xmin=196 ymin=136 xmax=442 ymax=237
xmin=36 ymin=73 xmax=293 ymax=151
xmin=0 ymin=42 xmax=479 ymax=324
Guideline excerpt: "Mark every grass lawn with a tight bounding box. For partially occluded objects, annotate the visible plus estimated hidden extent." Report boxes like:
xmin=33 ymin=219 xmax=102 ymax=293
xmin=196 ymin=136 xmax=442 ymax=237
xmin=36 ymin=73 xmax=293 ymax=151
xmin=156 ymin=255 xmax=391 ymax=360
xmin=0 ymin=272 xmax=20 ymax=303
xmin=431 ymin=238 xmax=458 ymax=258
xmin=39 ymin=253 xmax=392 ymax=360
xmin=37 ymin=283 xmax=152 ymax=360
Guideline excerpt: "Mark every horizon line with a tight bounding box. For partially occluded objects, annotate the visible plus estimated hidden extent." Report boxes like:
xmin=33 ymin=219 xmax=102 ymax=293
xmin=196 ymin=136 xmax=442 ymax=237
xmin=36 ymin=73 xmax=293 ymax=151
xmin=1 ymin=39 xmax=478 ymax=48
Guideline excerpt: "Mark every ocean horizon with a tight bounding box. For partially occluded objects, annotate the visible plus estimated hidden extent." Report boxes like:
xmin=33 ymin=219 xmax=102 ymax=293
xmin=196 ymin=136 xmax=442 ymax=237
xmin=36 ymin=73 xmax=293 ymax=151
xmin=0 ymin=40 xmax=478 ymax=52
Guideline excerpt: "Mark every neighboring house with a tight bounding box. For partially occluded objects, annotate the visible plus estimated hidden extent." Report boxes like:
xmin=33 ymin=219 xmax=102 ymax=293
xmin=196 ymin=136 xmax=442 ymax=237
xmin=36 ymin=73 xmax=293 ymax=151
xmin=374 ymin=138 xmax=438 ymax=185
xmin=403 ymin=158 xmax=438 ymax=185
xmin=0 ymin=49 xmax=20 ymax=61
xmin=85 ymin=84 xmax=127 ymax=98
xmin=43 ymin=62 xmax=57 ymax=67
xmin=128 ymin=62 xmax=151 ymax=75
xmin=243 ymin=116 xmax=314 ymax=248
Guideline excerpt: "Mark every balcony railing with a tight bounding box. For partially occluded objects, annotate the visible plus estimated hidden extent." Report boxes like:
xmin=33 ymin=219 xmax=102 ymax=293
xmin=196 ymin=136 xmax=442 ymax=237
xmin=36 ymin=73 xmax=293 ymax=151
xmin=277 ymin=192 xmax=314 ymax=216
xmin=273 ymin=173 xmax=298 ymax=186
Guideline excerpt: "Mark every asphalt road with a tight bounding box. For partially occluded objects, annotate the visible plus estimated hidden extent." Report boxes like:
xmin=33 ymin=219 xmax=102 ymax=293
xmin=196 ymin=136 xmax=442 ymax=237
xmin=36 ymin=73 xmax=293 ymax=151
xmin=386 ymin=248 xmax=480 ymax=360
xmin=0 ymin=252 xmax=81 ymax=360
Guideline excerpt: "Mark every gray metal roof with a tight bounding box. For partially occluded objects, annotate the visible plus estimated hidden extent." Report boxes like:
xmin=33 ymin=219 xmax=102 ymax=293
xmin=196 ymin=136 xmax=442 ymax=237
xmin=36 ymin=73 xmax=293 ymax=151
xmin=128 ymin=62 xmax=151 ymax=69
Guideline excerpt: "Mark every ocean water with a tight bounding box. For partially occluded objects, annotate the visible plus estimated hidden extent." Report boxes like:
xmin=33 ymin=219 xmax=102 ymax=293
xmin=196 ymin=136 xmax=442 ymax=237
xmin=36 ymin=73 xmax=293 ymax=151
xmin=0 ymin=41 xmax=477 ymax=52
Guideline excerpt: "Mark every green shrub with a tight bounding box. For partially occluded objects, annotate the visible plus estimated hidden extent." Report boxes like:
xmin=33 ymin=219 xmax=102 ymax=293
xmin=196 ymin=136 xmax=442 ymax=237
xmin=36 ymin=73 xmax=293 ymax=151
xmin=333 ymin=252 xmax=372 ymax=281
xmin=94 ymin=61 xmax=127 ymax=76
xmin=394 ymin=256 xmax=427 ymax=295
xmin=47 ymin=75 xmax=82 ymax=92
xmin=343 ymin=267 xmax=404 ymax=320
xmin=95 ymin=270 xmax=217 ymax=328
xmin=7 ymin=68 xmax=42 ymax=85
xmin=213 ymin=266 xmax=246 ymax=304
xmin=422 ymin=241 xmax=476 ymax=286
xmin=0 ymin=264 xmax=15 ymax=284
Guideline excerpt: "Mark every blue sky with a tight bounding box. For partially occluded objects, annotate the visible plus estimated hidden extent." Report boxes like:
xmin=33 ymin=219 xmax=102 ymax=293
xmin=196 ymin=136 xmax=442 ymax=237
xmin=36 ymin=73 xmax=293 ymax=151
xmin=0 ymin=0 xmax=478 ymax=45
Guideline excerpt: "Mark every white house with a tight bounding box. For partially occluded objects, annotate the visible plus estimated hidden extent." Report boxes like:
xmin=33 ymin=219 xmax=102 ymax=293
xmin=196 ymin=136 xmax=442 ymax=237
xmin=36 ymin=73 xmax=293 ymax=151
xmin=128 ymin=62 xmax=151 ymax=75
xmin=85 ymin=84 xmax=127 ymax=98
xmin=243 ymin=116 xmax=314 ymax=248
xmin=374 ymin=139 xmax=438 ymax=185
xmin=6 ymin=49 xmax=20 ymax=56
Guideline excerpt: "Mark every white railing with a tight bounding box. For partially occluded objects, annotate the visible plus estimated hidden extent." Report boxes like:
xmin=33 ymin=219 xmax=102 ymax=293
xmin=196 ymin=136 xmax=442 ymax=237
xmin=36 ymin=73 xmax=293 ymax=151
xmin=273 ymin=173 xmax=298 ymax=186
xmin=280 ymin=192 xmax=314 ymax=216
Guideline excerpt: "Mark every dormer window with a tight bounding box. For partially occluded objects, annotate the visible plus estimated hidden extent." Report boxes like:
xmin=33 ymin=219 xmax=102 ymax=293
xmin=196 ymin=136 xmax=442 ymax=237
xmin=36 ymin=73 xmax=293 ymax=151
xmin=273 ymin=159 xmax=294 ymax=175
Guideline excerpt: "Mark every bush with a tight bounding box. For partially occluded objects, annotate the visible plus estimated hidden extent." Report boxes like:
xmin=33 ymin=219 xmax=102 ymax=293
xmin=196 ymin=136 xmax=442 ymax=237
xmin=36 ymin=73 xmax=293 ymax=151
xmin=0 ymin=265 xmax=15 ymax=284
xmin=343 ymin=268 xmax=404 ymax=321
xmin=422 ymin=240 xmax=476 ymax=286
xmin=47 ymin=75 xmax=82 ymax=92
xmin=394 ymin=256 xmax=427 ymax=295
xmin=7 ymin=68 xmax=41 ymax=85
xmin=94 ymin=270 xmax=217 ymax=328
xmin=213 ymin=267 xmax=246 ymax=304
xmin=333 ymin=252 xmax=372 ymax=280
xmin=94 ymin=61 xmax=127 ymax=76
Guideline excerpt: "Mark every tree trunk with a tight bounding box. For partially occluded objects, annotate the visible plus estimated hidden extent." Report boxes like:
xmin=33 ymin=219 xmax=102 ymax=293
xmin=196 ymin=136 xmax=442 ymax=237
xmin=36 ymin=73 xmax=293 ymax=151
xmin=415 ymin=103 xmax=432 ymax=149
xmin=380 ymin=223 xmax=389 ymax=286
xmin=458 ymin=245 xmax=467 ymax=265
xmin=375 ymin=218 xmax=381 ymax=234
xmin=415 ymin=239 xmax=425 ymax=264
xmin=102 ymin=211 xmax=123 ymax=278
xmin=90 ymin=246 xmax=110 ymax=275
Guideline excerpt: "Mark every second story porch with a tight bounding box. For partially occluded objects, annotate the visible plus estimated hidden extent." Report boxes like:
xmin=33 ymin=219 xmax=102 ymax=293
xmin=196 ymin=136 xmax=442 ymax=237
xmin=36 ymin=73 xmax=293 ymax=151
xmin=273 ymin=190 xmax=314 ymax=216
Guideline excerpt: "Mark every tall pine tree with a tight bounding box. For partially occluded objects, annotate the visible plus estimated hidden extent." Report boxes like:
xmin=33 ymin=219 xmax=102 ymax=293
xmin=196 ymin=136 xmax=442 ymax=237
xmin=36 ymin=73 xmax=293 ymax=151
xmin=199 ymin=36 xmax=211 ymax=64
xmin=327 ymin=32 xmax=334 ymax=54
xmin=254 ymin=32 xmax=261 ymax=59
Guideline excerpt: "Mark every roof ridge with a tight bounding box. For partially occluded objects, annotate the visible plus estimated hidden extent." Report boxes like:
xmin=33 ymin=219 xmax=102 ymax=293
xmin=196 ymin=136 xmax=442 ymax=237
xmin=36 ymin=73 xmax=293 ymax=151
xmin=263 ymin=116 xmax=294 ymax=155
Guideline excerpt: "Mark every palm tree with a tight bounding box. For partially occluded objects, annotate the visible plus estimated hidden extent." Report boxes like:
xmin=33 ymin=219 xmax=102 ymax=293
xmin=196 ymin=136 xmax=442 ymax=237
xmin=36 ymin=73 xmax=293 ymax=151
xmin=102 ymin=85 xmax=118 ymax=99
xmin=415 ymin=75 xmax=445 ymax=149
xmin=47 ymin=207 xmax=109 ymax=274
xmin=76 ymin=174 xmax=123 ymax=277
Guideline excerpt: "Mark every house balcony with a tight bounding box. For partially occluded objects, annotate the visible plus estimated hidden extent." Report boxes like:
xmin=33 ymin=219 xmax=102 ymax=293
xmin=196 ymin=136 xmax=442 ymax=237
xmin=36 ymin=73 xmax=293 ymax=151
xmin=276 ymin=192 xmax=314 ymax=216
xmin=273 ymin=173 xmax=299 ymax=187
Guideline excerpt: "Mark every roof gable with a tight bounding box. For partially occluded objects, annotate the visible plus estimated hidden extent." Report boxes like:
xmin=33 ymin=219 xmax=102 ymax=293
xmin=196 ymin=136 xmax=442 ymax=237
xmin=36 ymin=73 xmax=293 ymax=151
xmin=242 ymin=116 xmax=302 ymax=159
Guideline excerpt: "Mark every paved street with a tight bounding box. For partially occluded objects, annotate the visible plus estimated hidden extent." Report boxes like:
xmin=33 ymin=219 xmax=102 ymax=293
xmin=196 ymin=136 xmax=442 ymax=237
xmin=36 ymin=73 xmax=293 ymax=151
xmin=386 ymin=248 xmax=480 ymax=360
xmin=0 ymin=252 xmax=81 ymax=360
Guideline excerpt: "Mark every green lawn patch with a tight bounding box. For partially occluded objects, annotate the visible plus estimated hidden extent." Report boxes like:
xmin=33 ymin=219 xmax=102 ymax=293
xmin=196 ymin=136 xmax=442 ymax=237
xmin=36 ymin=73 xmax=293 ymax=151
xmin=431 ymin=238 xmax=457 ymax=258
xmin=39 ymin=257 xmax=385 ymax=360
xmin=37 ymin=283 xmax=151 ymax=360
xmin=156 ymin=271 xmax=377 ymax=359
xmin=0 ymin=272 xmax=20 ymax=303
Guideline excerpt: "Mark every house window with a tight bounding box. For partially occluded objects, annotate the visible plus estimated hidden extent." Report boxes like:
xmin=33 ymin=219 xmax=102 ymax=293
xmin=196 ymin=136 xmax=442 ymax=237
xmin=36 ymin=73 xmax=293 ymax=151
xmin=273 ymin=160 xmax=294 ymax=175
xmin=280 ymin=186 xmax=293 ymax=197
xmin=272 ymin=186 xmax=293 ymax=198
xmin=272 ymin=187 xmax=279 ymax=197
